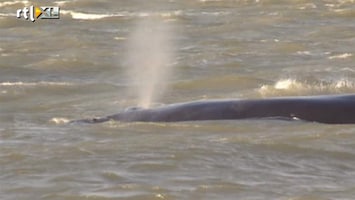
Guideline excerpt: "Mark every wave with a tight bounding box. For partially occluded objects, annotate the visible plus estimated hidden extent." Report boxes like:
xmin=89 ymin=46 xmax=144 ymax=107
xmin=50 ymin=117 xmax=70 ymax=124
xmin=328 ymin=53 xmax=353 ymax=60
xmin=61 ymin=10 xmax=183 ymax=20
xmin=60 ymin=10 xmax=116 ymax=20
xmin=0 ymin=1 xmax=29 ymax=8
xmin=0 ymin=13 xmax=14 ymax=17
xmin=53 ymin=1 xmax=68 ymax=6
xmin=0 ymin=81 xmax=72 ymax=87
xmin=258 ymin=78 xmax=355 ymax=97
xmin=0 ymin=0 xmax=70 ymax=8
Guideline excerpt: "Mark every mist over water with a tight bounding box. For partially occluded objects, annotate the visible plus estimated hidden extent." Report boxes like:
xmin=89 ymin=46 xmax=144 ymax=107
xmin=125 ymin=18 xmax=174 ymax=108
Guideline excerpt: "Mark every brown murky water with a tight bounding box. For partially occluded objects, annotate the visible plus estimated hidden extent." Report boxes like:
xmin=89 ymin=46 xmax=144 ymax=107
xmin=1 ymin=0 xmax=355 ymax=199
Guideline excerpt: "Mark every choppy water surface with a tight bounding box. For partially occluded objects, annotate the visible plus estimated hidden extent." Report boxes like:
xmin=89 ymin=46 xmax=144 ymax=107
xmin=1 ymin=0 xmax=355 ymax=199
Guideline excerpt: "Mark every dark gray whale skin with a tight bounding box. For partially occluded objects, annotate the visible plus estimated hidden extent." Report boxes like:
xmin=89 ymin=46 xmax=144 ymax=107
xmin=71 ymin=94 xmax=355 ymax=124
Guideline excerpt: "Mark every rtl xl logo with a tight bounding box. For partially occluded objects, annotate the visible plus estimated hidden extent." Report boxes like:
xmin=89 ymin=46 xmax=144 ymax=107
xmin=16 ymin=6 xmax=60 ymax=22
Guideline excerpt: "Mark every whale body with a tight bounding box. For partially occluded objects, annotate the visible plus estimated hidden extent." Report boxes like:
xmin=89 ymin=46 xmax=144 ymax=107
xmin=71 ymin=94 xmax=355 ymax=124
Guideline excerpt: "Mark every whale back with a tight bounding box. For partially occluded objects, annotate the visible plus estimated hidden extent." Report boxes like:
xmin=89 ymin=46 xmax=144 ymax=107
xmin=71 ymin=94 xmax=355 ymax=124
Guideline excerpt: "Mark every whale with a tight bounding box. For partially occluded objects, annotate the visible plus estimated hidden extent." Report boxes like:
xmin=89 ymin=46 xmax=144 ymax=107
xmin=71 ymin=94 xmax=355 ymax=124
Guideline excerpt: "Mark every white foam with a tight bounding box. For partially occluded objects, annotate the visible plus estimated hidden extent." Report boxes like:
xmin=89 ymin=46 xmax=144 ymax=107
xmin=199 ymin=0 xmax=222 ymax=2
xmin=53 ymin=1 xmax=68 ymax=6
xmin=114 ymin=36 xmax=126 ymax=41
xmin=0 ymin=13 xmax=15 ymax=17
xmin=328 ymin=53 xmax=352 ymax=60
xmin=274 ymin=79 xmax=302 ymax=90
xmin=0 ymin=81 xmax=72 ymax=86
xmin=334 ymin=79 xmax=355 ymax=88
xmin=0 ymin=0 xmax=29 ymax=8
xmin=61 ymin=10 xmax=182 ymax=20
xmin=61 ymin=10 xmax=115 ymax=20
xmin=50 ymin=118 xmax=70 ymax=124
xmin=296 ymin=51 xmax=311 ymax=55
xmin=259 ymin=78 xmax=355 ymax=97
xmin=298 ymin=3 xmax=317 ymax=10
